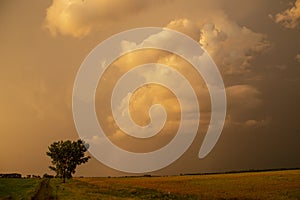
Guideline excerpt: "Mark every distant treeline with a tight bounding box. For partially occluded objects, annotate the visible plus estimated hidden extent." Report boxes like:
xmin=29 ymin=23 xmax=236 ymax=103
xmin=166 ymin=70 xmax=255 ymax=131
xmin=182 ymin=167 xmax=300 ymax=176
xmin=0 ymin=173 xmax=54 ymax=178
xmin=1 ymin=167 xmax=299 ymax=179
xmin=0 ymin=173 xmax=22 ymax=178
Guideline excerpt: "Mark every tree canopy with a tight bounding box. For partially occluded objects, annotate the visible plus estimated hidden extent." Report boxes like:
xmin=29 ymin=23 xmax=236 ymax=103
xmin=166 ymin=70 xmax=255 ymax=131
xmin=46 ymin=139 xmax=90 ymax=182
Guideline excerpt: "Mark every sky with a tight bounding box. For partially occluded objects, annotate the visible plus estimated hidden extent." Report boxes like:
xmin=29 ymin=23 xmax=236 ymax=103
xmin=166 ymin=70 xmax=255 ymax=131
xmin=0 ymin=0 xmax=300 ymax=177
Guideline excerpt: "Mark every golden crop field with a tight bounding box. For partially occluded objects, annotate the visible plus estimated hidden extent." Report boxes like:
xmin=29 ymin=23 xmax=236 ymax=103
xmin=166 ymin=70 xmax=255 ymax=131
xmin=51 ymin=169 xmax=300 ymax=200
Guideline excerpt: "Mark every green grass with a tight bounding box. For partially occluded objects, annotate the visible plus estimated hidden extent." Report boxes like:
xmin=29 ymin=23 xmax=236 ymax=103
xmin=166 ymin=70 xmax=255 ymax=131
xmin=0 ymin=178 xmax=41 ymax=200
xmin=50 ymin=178 xmax=184 ymax=200
xmin=51 ymin=169 xmax=300 ymax=200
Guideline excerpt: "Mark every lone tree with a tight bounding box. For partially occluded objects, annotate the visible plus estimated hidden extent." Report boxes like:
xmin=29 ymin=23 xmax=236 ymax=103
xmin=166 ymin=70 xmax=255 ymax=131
xmin=47 ymin=139 xmax=90 ymax=183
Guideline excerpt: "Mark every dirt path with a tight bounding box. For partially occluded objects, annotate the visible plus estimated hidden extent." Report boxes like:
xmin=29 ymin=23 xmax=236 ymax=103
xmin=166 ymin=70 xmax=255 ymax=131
xmin=32 ymin=179 xmax=54 ymax=200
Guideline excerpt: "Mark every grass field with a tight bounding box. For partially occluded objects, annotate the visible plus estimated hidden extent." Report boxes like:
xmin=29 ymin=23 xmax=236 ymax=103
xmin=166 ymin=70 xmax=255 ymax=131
xmin=1 ymin=170 xmax=299 ymax=200
xmin=0 ymin=178 xmax=41 ymax=200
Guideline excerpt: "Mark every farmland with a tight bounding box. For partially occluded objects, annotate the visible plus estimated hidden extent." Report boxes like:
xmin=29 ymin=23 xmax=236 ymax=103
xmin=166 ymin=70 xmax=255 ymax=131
xmin=0 ymin=178 xmax=40 ymax=199
xmin=0 ymin=169 xmax=299 ymax=200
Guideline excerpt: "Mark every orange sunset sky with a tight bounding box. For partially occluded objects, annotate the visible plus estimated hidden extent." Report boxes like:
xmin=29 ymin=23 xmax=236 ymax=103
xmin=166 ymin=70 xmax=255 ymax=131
xmin=0 ymin=0 xmax=300 ymax=176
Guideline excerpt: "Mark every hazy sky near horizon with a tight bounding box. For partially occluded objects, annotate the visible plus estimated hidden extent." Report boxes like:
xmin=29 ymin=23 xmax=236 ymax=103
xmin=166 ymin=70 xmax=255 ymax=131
xmin=0 ymin=0 xmax=300 ymax=176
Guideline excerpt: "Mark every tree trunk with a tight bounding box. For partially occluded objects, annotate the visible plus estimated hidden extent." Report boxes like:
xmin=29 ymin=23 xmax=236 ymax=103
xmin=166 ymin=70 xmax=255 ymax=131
xmin=63 ymin=170 xmax=66 ymax=183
